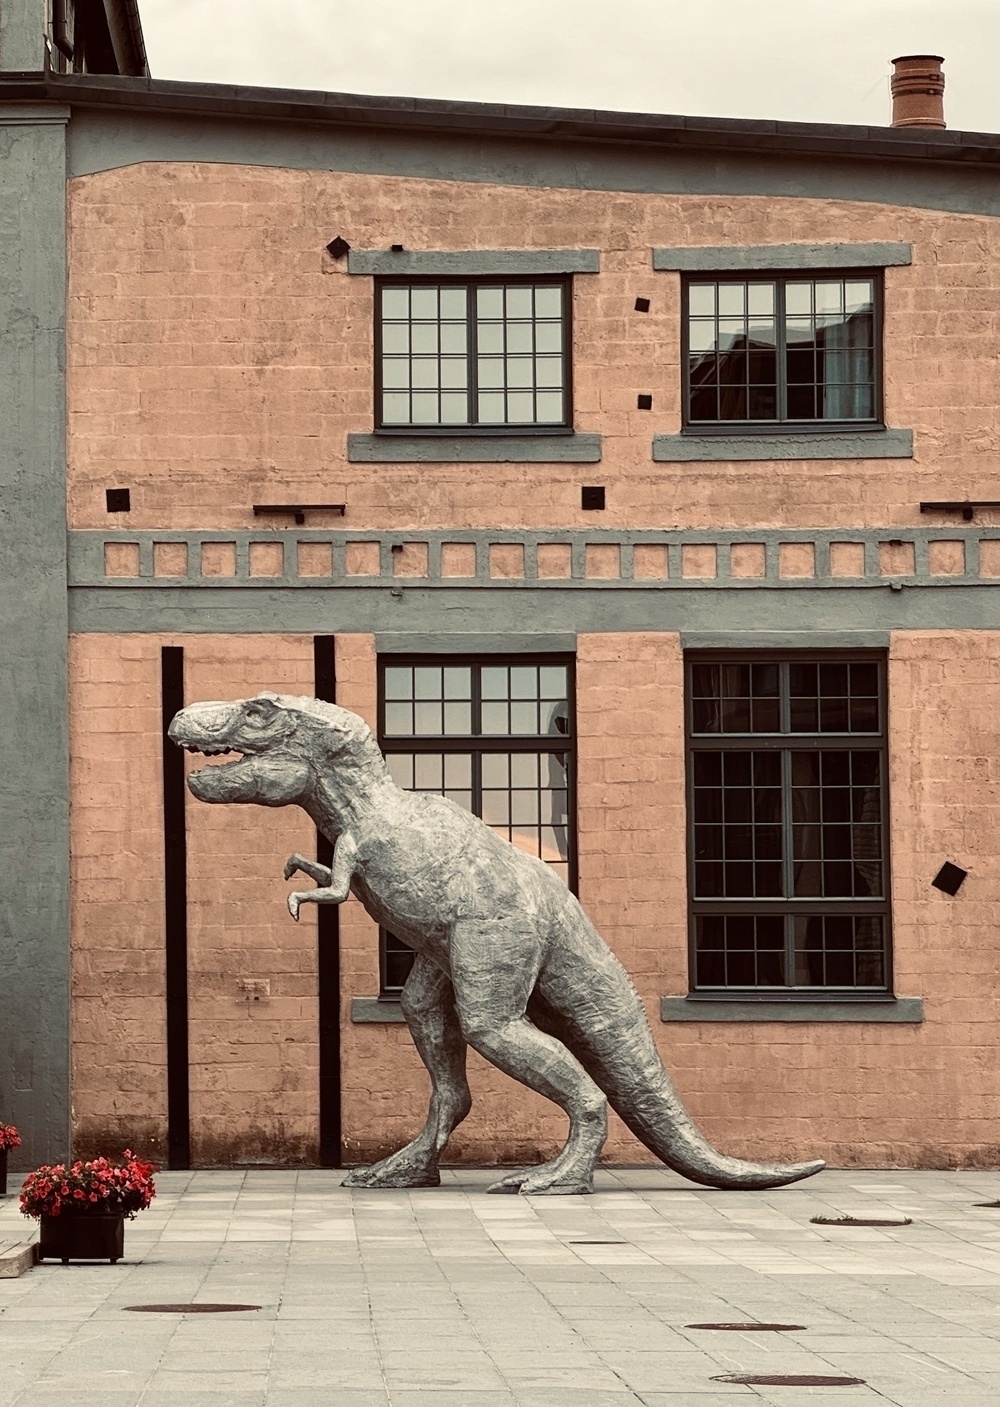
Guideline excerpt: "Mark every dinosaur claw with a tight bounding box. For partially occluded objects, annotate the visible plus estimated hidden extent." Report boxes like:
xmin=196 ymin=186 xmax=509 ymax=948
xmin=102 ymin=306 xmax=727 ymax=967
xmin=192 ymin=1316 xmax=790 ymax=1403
xmin=287 ymin=894 xmax=301 ymax=921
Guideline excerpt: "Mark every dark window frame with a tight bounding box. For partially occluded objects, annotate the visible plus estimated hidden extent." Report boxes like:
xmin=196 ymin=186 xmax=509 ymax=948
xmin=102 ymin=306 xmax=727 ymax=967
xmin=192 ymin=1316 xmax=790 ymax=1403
xmin=685 ymin=650 xmax=893 ymax=1000
xmin=681 ymin=269 xmax=885 ymax=434
xmin=374 ymin=275 xmax=575 ymax=436
xmin=377 ymin=653 xmax=578 ymax=997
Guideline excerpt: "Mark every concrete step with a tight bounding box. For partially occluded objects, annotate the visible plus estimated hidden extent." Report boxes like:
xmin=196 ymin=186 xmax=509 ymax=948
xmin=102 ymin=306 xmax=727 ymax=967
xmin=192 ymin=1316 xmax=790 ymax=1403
xmin=0 ymin=1240 xmax=37 ymax=1278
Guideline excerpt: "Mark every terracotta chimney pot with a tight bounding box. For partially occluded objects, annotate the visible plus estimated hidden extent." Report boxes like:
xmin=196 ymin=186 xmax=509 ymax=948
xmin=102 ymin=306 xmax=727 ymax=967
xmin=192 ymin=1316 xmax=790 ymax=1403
xmin=890 ymin=55 xmax=945 ymax=129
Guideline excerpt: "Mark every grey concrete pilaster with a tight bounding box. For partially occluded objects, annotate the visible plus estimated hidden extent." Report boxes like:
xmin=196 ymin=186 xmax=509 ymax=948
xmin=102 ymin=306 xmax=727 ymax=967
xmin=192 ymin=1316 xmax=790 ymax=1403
xmin=0 ymin=102 xmax=70 ymax=1167
xmin=0 ymin=0 xmax=46 ymax=71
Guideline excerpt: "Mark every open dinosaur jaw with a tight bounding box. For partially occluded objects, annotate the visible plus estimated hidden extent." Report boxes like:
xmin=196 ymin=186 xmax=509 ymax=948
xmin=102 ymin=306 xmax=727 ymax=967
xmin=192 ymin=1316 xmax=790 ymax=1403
xmin=182 ymin=746 xmax=257 ymax=802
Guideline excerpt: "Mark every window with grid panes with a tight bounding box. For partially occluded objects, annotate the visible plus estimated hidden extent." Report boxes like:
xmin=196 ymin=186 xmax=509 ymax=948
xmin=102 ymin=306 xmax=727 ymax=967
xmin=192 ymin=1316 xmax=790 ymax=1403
xmin=376 ymin=279 xmax=570 ymax=430
xmin=378 ymin=658 xmax=574 ymax=995
xmin=686 ymin=655 xmax=890 ymax=994
xmin=684 ymin=274 xmax=880 ymax=426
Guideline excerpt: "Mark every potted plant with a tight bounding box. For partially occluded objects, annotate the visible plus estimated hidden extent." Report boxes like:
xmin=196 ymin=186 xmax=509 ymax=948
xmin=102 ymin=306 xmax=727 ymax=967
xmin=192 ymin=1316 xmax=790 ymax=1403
xmin=0 ymin=1124 xmax=21 ymax=1196
xmin=20 ymin=1150 xmax=156 ymax=1264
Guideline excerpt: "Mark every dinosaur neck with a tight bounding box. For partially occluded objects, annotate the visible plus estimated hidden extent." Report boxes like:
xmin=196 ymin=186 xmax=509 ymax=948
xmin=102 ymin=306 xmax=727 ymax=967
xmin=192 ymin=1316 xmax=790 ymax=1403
xmin=301 ymin=740 xmax=397 ymax=837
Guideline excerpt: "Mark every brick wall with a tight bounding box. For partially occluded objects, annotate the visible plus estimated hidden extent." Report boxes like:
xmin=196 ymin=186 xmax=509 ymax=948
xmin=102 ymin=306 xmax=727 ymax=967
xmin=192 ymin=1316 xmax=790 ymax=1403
xmin=67 ymin=166 xmax=999 ymax=534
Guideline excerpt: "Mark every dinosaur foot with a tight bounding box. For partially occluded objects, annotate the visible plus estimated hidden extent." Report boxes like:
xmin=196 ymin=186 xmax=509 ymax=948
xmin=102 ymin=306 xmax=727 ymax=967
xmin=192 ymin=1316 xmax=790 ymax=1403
xmin=343 ymin=1152 xmax=442 ymax=1189
xmin=487 ymin=1166 xmax=594 ymax=1197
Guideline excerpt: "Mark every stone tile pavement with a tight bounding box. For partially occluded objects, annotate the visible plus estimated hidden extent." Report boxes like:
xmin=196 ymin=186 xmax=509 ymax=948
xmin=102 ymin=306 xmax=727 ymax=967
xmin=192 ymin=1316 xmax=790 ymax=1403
xmin=0 ymin=1167 xmax=997 ymax=1406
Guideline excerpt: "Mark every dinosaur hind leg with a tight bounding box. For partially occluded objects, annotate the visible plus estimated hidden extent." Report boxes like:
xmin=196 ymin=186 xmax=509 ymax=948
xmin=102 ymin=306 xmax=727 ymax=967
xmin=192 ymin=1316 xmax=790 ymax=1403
xmin=343 ymin=954 xmax=472 ymax=1189
xmin=450 ymin=921 xmax=607 ymax=1196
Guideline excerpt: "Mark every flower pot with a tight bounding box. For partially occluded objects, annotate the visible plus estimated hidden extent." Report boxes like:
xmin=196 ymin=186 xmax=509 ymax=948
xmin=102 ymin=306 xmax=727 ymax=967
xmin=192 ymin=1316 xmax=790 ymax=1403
xmin=38 ymin=1212 xmax=125 ymax=1265
xmin=0 ymin=1148 xmax=7 ymax=1197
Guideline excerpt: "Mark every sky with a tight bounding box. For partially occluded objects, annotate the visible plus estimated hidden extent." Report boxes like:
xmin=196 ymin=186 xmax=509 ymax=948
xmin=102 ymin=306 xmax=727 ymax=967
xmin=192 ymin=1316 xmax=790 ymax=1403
xmin=138 ymin=0 xmax=1000 ymax=134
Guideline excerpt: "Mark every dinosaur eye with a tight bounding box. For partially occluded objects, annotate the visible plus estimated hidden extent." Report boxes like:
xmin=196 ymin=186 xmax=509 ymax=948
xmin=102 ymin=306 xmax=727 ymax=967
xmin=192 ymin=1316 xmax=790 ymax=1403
xmin=244 ymin=700 xmax=276 ymax=726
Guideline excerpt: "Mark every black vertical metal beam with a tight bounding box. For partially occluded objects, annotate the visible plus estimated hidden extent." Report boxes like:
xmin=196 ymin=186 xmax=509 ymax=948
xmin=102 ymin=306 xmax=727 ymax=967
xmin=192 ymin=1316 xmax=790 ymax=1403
xmin=161 ymin=646 xmax=190 ymax=1170
xmin=313 ymin=636 xmax=342 ymax=1167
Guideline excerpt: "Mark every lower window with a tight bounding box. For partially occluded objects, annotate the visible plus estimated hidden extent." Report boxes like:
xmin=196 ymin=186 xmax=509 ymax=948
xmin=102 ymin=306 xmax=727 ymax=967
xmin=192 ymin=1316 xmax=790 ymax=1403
xmin=686 ymin=653 xmax=890 ymax=994
xmin=378 ymin=655 xmax=575 ymax=996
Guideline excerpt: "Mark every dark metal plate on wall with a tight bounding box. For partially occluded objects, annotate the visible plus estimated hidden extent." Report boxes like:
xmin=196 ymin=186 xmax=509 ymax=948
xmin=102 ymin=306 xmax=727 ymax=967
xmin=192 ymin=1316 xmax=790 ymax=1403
xmin=124 ymin=1304 xmax=262 ymax=1314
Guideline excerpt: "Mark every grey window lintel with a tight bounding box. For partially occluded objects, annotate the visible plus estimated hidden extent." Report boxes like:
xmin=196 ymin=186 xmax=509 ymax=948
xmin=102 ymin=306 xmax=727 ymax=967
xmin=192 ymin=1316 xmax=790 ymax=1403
xmin=348 ymin=249 xmax=600 ymax=276
xmin=653 ymin=429 xmax=913 ymax=462
xmin=348 ymin=432 xmax=602 ymax=463
xmin=652 ymin=242 xmax=912 ymax=271
xmin=661 ymin=996 xmax=923 ymax=1023
xmin=352 ymin=997 xmax=406 ymax=1023
xmin=377 ymin=632 xmax=576 ymax=654
xmin=681 ymin=631 xmax=889 ymax=650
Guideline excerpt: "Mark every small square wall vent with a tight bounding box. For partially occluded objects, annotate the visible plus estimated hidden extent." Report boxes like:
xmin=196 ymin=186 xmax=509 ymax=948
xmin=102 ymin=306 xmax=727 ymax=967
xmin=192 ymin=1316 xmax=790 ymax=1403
xmin=106 ymin=488 xmax=131 ymax=513
xmin=931 ymin=861 xmax=968 ymax=896
xmin=634 ymin=297 xmax=651 ymax=312
xmin=581 ymin=486 xmax=605 ymax=510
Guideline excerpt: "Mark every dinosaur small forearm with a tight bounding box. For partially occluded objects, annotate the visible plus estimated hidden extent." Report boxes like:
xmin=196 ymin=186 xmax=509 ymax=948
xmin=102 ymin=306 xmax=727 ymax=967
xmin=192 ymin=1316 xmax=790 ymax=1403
xmin=286 ymin=832 xmax=357 ymax=920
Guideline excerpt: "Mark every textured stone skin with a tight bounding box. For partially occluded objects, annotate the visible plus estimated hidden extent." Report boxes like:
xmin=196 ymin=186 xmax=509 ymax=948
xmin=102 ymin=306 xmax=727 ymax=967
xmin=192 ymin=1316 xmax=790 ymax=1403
xmin=170 ymin=691 xmax=825 ymax=1195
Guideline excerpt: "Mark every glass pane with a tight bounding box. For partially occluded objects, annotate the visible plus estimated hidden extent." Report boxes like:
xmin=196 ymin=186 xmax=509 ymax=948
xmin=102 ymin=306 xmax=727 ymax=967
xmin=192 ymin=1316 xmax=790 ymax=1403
xmin=414 ymin=701 xmax=442 ymax=734
xmin=444 ymin=754 xmax=472 ymax=788
xmin=785 ymin=283 xmax=813 ymax=315
xmin=476 ymin=286 xmax=504 ymax=318
xmin=481 ymin=701 xmax=508 ymax=733
xmin=481 ymin=666 xmax=508 ymax=698
xmin=410 ymin=286 xmax=438 ymax=319
xmin=386 ymin=753 xmax=413 ymax=787
xmin=505 ymin=286 xmax=533 ymax=318
xmin=534 ymin=286 xmax=562 ymax=317
xmin=381 ymin=287 xmax=409 ymax=318
xmin=381 ymin=393 xmax=409 ymax=424
xmin=440 ymin=392 xmax=469 ymax=422
xmin=688 ymin=284 xmax=716 ymax=316
xmin=747 ymin=283 xmax=775 ymax=315
xmin=443 ymin=701 xmax=472 ymax=733
xmin=845 ymin=280 xmax=874 ymax=314
xmin=439 ymin=287 xmax=466 ymax=318
xmin=535 ymin=357 xmax=563 ymax=389
xmin=381 ymin=324 xmax=409 ymax=354
xmin=440 ymin=360 xmax=468 ymax=389
xmin=506 ymin=392 xmax=534 ymax=422
xmin=414 ymin=667 xmax=441 ymax=699
xmin=536 ymin=391 xmax=565 ymax=421
xmin=506 ymin=323 xmax=533 ymax=354
xmin=689 ymin=321 xmax=718 ymax=353
xmin=382 ymin=359 xmax=409 ymax=390
xmin=384 ymin=667 xmax=413 ymax=700
xmin=414 ymin=753 xmax=443 ymax=789
xmin=535 ymin=322 xmax=562 ymax=353
xmin=410 ymin=324 xmax=438 ymax=354
xmin=477 ymin=323 xmax=504 ymax=353
xmin=477 ymin=392 xmax=505 ymax=422
xmin=718 ymin=283 xmax=746 ymax=316
xmin=440 ymin=323 xmax=467 ymax=354
xmin=384 ymin=702 xmax=411 ymax=734
xmin=506 ymin=357 xmax=534 ymax=389
xmin=411 ymin=359 xmax=439 ymax=389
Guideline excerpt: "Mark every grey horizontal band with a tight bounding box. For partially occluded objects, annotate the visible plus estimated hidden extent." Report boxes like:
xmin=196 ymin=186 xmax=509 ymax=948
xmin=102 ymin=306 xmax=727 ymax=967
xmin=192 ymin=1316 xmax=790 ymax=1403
xmin=376 ymin=632 xmax=576 ymax=655
xmin=660 ymin=996 xmax=923 ymax=1023
xmin=653 ymin=429 xmax=913 ymax=462
xmin=681 ymin=631 xmax=889 ymax=650
xmin=352 ymin=997 xmax=406 ymax=1023
xmin=652 ymin=242 xmax=912 ymax=271
xmin=348 ymin=433 xmax=602 ymax=463
xmin=348 ymin=249 xmax=600 ymax=276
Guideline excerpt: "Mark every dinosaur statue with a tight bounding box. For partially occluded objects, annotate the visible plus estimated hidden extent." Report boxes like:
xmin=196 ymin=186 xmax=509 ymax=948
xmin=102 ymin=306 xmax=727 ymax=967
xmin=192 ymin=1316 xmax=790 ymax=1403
xmin=169 ymin=692 xmax=825 ymax=1196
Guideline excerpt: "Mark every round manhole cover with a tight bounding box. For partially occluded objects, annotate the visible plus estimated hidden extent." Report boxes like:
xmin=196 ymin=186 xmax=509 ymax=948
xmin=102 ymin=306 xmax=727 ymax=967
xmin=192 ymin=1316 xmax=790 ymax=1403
xmin=687 ymin=1322 xmax=805 ymax=1332
xmin=811 ymin=1215 xmax=912 ymax=1227
xmin=124 ymin=1304 xmax=261 ymax=1314
xmin=713 ymin=1374 xmax=866 ymax=1387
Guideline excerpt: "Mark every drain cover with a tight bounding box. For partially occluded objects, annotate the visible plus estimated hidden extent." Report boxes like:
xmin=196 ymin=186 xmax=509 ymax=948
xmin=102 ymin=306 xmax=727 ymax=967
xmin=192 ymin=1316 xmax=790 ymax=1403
xmin=124 ymin=1304 xmax=261 ymax=1314
xmin=688 ymin=1322 xmax=805 ymax=1332
xmin=811 ymin=1215 xmax=912 ymax=1227
xmin=713 ymin=1374 xmax=865 ymax=1387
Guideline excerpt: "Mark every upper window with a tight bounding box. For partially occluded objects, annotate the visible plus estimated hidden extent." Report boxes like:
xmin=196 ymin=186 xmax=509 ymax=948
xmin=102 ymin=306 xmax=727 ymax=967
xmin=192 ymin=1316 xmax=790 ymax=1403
xmin=376 ymin=279 xmax=570 ymax=431
xmin=684 ymin=274 xmax=880 ymax=427
xmin=686 ymin=655 xmax=890 ymax=995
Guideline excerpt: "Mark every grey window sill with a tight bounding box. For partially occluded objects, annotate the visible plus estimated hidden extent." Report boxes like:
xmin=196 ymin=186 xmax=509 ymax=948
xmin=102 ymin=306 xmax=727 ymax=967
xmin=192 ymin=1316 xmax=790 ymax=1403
xmin=348 ymin=432 xmax=602 ymax=463
xmin=352 ymin=997 xmax=406 ymax=1023
xmin=660 ymin=996 xmax=923 ymax=1023
xmin=652 ymin=242 xmax=912 ymax=271
xmin=653 ymin=428 xmax=913 ymax=462
xmin=347 ymin=248 xmax=600 ymax=276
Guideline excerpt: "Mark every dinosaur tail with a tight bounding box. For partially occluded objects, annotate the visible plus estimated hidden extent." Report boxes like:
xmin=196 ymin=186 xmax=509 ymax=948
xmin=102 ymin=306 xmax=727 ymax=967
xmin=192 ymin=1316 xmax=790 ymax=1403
xmin=534 ymin=941 xmax=825 ymax=1191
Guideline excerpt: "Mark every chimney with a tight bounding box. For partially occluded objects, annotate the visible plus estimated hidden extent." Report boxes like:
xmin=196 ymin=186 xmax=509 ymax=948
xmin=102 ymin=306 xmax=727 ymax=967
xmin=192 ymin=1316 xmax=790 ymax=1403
xmin=890 ymin=55 xmax=945 ymax=129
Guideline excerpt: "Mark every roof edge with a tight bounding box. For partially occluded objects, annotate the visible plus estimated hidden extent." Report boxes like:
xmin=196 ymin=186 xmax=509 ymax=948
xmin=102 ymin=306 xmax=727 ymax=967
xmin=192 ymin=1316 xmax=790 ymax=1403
xmin=3 ymin=72 xmax=997 ymax=166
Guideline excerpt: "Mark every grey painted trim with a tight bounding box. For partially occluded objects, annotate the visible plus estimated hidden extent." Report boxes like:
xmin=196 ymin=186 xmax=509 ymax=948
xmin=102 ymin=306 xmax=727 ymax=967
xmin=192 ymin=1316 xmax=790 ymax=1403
xmin=348 ymin=249 xmax=600 ymax=276
xmin=377 ymin=632 xmax=576 ymax=654
xmin=0 ymin=106 xmax=71 ymax=1168
xmin=59 ymin=108 xmax=1000 ymax=220
xmin=652 ymin=242 xmax=912 ymax=271
xmin=0 ymin=2 xmax=46 ymax=70
xmin=352 ymin=997 xmax=406 ymax=1023
xmin=68 ymin=585 xmax=1000 ymax=636
xmin=660 ymin=996 xmax=924 ymax=1023
xmin=653 ymin=429 xmax=914 ymax=462
xmin=347 ymin=433 xmax=602 ymax=463
xmin=682 ymin=631 xmax=890 ymax=650
xmin=0 ymin=102 xmax=71 ymax=124
xmin=70 ymin=524 xmax=988 ymax=591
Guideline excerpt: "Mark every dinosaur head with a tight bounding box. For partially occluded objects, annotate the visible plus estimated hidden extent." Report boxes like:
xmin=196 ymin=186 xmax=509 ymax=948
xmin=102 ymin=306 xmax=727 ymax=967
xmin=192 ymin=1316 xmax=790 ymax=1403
xmin=168 ymin=692 xmax=382 ymax=807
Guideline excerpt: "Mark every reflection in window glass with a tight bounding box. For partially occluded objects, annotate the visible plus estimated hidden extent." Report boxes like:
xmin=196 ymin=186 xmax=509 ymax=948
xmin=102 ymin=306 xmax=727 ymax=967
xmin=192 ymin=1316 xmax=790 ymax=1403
xmin=687 ymin=656 xmax=888 ymax=993
xmin=687 ymin=275 xmax=876 ymax=425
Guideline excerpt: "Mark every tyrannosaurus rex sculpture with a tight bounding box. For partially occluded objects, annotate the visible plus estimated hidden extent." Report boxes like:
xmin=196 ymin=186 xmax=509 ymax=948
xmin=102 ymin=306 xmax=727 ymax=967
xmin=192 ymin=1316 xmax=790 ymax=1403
xmin=169 ymin=692 xmax=825 ymax=1195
